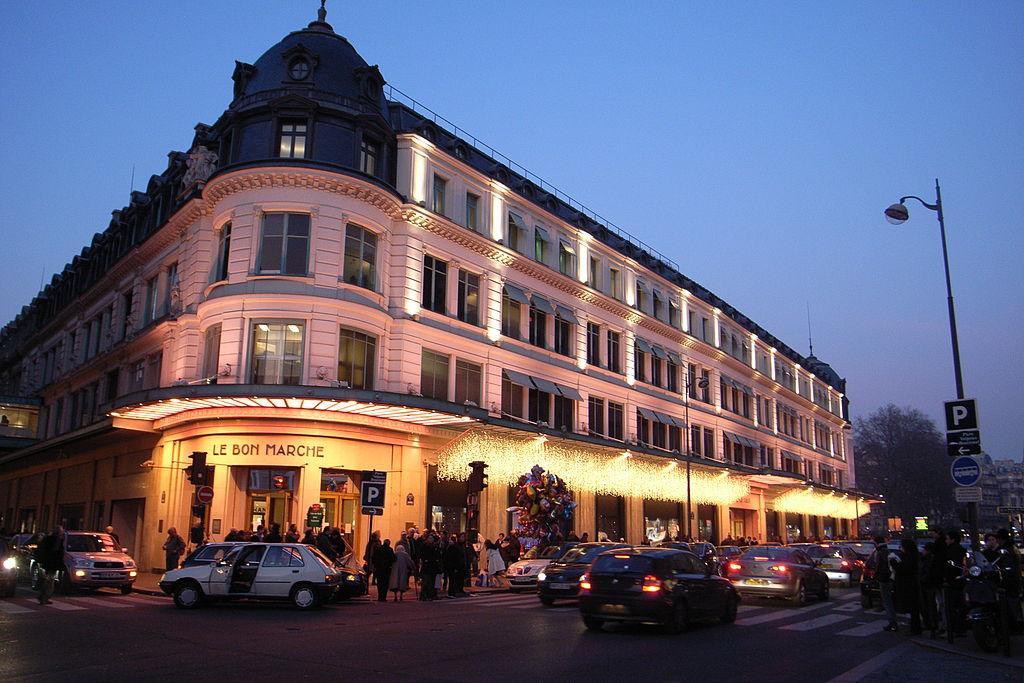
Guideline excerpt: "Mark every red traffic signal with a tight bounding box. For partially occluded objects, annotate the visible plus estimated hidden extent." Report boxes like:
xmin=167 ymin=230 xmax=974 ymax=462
xmin=272 ymin=475 xmax=287 ymax=490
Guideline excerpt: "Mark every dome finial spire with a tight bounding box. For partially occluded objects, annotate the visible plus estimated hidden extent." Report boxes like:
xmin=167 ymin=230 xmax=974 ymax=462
xmin=308 ymin=0 xmax=334 ymax=32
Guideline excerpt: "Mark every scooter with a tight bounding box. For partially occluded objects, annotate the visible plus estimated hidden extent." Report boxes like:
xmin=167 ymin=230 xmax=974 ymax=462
xmin=961 ymin=549 xmax=1012 ymax=657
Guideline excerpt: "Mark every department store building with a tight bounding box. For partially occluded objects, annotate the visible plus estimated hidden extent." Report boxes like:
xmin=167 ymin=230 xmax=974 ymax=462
xmin=0 ymin=7 xmax=869 ymax=572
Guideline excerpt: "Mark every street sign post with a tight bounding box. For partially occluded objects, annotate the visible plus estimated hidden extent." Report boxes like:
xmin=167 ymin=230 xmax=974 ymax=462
xmin=195 ymin=485 xmax=214 ymax=505
xmin=950 ymin=456 xmax=981 ymax=487
xmin=360 ymin=470 xmax=387 ymax=515
xmin=955 ymin=487 xmax=983 ymax=503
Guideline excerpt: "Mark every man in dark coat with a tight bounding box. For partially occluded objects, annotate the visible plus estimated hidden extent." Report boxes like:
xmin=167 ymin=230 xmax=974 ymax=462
xmin=443 ymin=533 xmax=468 ymax=597
xmin=34 ymin=526 xmax=66 ymax=605
xmin=944 ymin=532 xmax=968 ymax=634
xmin=418 ymin=534 xmax=442 ymax=601
xmin=371 ymin=539 xmax=396 ymax=602
xmin=873 ymin=537 xmax=898 ymax=632
xmin=316 ymin=526 xmax=338 ymax=561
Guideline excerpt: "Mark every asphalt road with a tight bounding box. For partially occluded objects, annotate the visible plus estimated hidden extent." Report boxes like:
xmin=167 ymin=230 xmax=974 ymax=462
xmin=1 ymin=585 xmax=1021 ymax=682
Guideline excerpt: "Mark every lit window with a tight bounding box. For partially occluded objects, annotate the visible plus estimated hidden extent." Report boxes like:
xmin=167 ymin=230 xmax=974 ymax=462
xmin=278 ymin=121 xmax=307 ymax=158
xmin=454 ymin=359 xmax=482 ymax=406
xmin=259 ymin=213 xmax=310 ymax=276
xmin=457 ymin=270 xmax=480 ymax=326
xmin=338 ymin=328 xmax=376 ymax=390
xmin=214 ymin=222 xmax=231 ymax=282
xmin=359 ymin=139 xmax=379 ymax=176
xmin=250 ymin=322 xmax=304 ymax=385
xmin=420 ymin=350 xmax=450 ymax=401
xmin=342 ymin=224 xmax=377 ymax=290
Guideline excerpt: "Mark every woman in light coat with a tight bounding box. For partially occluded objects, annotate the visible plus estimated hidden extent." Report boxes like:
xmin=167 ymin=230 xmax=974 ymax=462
xmin=486 ymin=540 xmax=507 ymax=588
xmin=389 ymin=543 xmax=418 ymax=601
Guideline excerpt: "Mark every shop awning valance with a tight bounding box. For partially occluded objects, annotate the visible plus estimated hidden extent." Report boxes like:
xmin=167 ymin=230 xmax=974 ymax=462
xmin=555 ymin=305 xmax=579 ymax=325
xmin=724 ymin=432 xmax=760 ymax=449
xmin=651 ymin=344 xmax=670 ymax=361
xmin=781 ymin=449 xmax=803 ymax=462
xmin=667 ymin=350 xmax=684 ymax=366
xmin=503 ymin=369 xmax=534 ymax=388
xmin=530 ymin=294 xmax=556 ymax=315
xmin=635 ymin=338 xmax=653 ymax=354
xmin=503 ymin=282 xmax=530 ymax=305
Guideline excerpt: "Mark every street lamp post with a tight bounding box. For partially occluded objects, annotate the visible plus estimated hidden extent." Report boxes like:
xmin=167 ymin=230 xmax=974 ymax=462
xmin=885 ymin=178 xmax=978 ymax=548
xmin=683 ymin=373 xmax=709 ymax=540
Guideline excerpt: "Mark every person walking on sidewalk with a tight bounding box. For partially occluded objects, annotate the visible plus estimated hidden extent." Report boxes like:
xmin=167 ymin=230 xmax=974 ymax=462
xmin=419 ymin=533 xmax=442 ymax=601
xmin=389 ymin=543 xmax=417 ymax=601
xmin=163 ymin=528 xmax=186 ymax=572
xmin=34 ymin=526 xmax=65 ymax=605
xmin=371 ymin=539 xmax=396 ymax=602
xmin=443 ymin=533 xmax=468 ymax=598
xmin=895 ymin=538 xmax=922 ymax=634
xmin=873 ymin=536 xmax=898 ymax=632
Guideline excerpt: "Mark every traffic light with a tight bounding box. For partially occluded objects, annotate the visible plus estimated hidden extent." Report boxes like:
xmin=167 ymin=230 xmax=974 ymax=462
xmin=468 ymin=461 xmax=488 ymax=492
xmin=272 ymin=474 xmax=287 ymax=490
xmin=187 ymin=451 xmax=208 ymax=485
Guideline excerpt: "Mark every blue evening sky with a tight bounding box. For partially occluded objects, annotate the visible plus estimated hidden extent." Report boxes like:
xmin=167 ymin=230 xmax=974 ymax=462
xmin=1 ymin=2 xmax=1021 ymax=462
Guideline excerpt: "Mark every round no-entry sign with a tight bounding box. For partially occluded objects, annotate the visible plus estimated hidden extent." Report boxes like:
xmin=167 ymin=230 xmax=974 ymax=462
xmin=196 ymin=485 xmax=215 ymax=504
xmin=950 ymin=456 xmax=981 ymax=487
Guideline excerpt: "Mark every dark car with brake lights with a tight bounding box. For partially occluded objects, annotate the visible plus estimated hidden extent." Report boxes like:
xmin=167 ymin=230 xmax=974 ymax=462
xmin=716 ymin=545 xmax=743 ymax=576
xmin=728 ymin=545 xmax=829 ymax=605
xmin=536 ymin=542 xmax=629 ymax=605
xmin=578 ymin=547 xmax=740 ymax=632
xmin=795 ymin=544 xmax=863 ymax=587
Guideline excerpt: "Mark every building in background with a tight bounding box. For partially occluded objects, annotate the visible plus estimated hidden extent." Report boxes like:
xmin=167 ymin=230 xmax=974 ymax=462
xmin=0 ymin=7 xmax=867 ymax=572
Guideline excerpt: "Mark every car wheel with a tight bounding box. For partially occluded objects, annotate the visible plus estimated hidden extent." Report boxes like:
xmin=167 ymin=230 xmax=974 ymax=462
xmin=789 ymin=581 xmax=806 ymax=606
xmin=582 ymin=615 xmax=604 ymax=631
xmin=291 ymin=583 xmax=320 ymax=610
xmin=860 ymin=593 xmax=873 ymax=609
xmin=120 ymin=584 xmax=133 ymax=595
xmin=721 ymin=595 xmax=739 ymax=624
xmin=540 ymin=596 xmax=555 ymax=606
xmin=664 ymin=601 xmax=689 ymax=634
xmin=172 ymin=581 xmax=204 ymax=609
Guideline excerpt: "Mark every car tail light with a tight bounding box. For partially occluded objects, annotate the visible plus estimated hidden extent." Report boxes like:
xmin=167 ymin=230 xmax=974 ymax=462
xmin=579 ymin=573 xmax=591 ymax=591
xmin=728 ymin=563 xmax=742 ymax=573
xmin=769 ymin=565 xmax=788 ymax=574
xmin=641 ymin=575 xmax=662 ymax=593
xmin=841 ymin=560 xmax=850 ymax=568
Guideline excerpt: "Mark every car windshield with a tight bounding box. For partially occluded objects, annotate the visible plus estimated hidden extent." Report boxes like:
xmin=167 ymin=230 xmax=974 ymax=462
xmin=65 ymin=534 xmax=118 ymax=553
xmin=592 ymin=554 xmax=655 ymax=573
xmin=803 ymin=546 xmax=841 ymax=559
xmin=741 ymin=547 xmax=794 ymax=561
xmin=559 ymin=545 xmax=620 ymax=564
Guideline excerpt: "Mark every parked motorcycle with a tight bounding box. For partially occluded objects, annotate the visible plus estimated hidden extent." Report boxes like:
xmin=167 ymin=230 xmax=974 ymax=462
xmin=960 ymin=549 xmax=1013 ymax=656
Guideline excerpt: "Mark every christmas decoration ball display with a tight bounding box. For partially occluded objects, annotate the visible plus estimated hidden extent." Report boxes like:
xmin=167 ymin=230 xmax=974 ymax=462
xmin=507 ymin=464 xmax=577 ymax=545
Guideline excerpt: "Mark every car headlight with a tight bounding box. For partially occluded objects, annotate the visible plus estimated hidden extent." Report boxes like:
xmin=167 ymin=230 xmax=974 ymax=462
xmin=124 ymin=560 xmax=136 ymax=568
xmin=537 ymin=571 xmax=547 ymax=582
xmin=2 ymin=557 xmax=15 ymax=570
xmin=72 ymin=558 xmax=92 ymax=568
xmin=345 ymin=574 xmax=357 ymax=582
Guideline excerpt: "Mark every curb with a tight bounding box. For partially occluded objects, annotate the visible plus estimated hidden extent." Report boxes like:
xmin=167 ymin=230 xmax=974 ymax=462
xmin=911 ymin=635 xmax=1024 ymax=668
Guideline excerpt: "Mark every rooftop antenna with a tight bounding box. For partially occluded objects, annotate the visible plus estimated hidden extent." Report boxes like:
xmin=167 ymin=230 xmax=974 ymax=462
xmin=806 ymin=301 xmax=814 ymax=357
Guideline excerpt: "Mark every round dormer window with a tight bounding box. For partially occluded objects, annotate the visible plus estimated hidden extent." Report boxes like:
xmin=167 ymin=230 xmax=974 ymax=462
xmin=288 ymin=58 xmax=311 ymax=81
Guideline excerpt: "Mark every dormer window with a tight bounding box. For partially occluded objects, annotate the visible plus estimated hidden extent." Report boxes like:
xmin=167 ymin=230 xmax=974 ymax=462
xmin=278 ymin=120 xmax=307 ymax=158
xmin=288 ymin=58 xmax=311 ymax=81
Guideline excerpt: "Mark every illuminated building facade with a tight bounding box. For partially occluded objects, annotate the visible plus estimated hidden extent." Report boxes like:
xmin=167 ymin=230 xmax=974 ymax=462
xmin=0 ymin=7 xmax=865 ymax=571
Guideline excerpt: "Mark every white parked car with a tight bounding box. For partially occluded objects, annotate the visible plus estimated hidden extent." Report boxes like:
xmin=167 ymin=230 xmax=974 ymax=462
xmin=506 ymin=543 xmax=577 ymax=591
xmin=30 ymin=531 xmax=138 ymax=595
xmin=159 ymin=543 xmax=342 ymax=609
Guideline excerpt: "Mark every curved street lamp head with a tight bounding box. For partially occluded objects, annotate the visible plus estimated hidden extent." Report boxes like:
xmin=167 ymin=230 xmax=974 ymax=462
xmin=884 ymin=202 xmax=909 ymax=225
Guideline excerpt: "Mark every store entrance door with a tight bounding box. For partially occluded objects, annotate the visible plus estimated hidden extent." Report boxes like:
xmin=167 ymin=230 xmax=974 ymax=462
xmin=248 ymin=493 xmax=290 ymax=531
xmin=319 ymin=470 xmax=359 ymax=555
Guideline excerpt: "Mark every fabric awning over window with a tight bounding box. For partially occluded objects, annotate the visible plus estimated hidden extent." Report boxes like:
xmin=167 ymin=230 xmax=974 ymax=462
xmin=553 ymin=382 xmax=583 ymax=401
xmin=503 ymin=282 xmax=530 ymax=304
xmin=634 ymin=338 xmax=653 ymax=354
xmin=559 ymin=239 xmax=575 ymax=254
xmin=777 ymin=403 xmax=798 ymax=417
xmin=639 ymin=407 xmax=686 ymax=428
xmin=722 ymin=375 xmax=755 ymax=396
xmin=638 ymin=407 xmax=658 ymax=422
xmin=651 ymin=344 xmax=670 ymax=360
xmin=534 ymin=225 xmax=549 ymax=241
xmin=724 ymin=432 xmax=760 ymax=449
xmin=530 ymin=376 xmax=560 ymax=395
xmin=818 ymin=461 xmax=836 ymax=472
xmin=780 ymin=449 xmax=803 ymax=462
xmin=503 ymin=369 xmax=534 ymax=388
xmin=555 ymin=305 xmax=579 ymax=325
xmin=509 ymin=212 xmax=526 ymax=229
xmin=667 ymin=350 xmax=684 ymax=366
xmin=530 ymin=294 xmax=556 ymax=315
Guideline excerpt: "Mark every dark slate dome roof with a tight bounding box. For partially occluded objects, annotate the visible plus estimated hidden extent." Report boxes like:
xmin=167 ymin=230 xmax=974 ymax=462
xmin=231 ymin=9 xmax=388 ymax=117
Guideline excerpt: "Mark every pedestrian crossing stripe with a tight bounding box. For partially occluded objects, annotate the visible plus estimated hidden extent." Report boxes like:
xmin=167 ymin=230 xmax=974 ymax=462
xmin=735 ymin=600 xmax=831 ymax=626
xmin=837 ymin=620 xmax=889 ymax=637
xmin=779 ymin=613 xmax=852 ymax=631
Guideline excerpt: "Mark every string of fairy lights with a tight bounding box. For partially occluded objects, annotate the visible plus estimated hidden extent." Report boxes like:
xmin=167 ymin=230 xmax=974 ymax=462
xmin=436 ymin=430 xmax=865 ymax=518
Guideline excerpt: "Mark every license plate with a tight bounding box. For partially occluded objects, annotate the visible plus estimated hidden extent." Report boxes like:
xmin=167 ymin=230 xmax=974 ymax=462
xmin=98 ymin=572 xmax=121 ymax=579
xmin=600 ymin=604 xmax=628 ymax=615
xmin=550 ymin=582 xmax=573 ymax=590
xmin=744 ymin=578 xmax=769 ymax=586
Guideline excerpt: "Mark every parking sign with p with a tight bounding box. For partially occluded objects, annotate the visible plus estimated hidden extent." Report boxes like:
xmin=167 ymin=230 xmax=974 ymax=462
xmin=944 ymin=399 xmax=978 ymax=432
xmin=360 ymin=470 xmax=387 ymax=515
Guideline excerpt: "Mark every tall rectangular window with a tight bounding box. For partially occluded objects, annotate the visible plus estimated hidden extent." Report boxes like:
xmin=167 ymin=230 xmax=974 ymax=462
xmin=558 ymin=241 xmax=575 ymax=277
xmin=164 ymin=262 xmax=178 ymax=315
xmin=501 ymin=374 xmax=524 ymax=419
xmin=120 ymin=290 xmax=133 ymax=340
xmin=607 ymin=401 xmax=624 ymax=441
xmin=589 ymin=256 xmax=600 ymax=289
xmin=703 ymin=427 xmax=715 ymax=459
xmin=420 ymin=350 xmax=450 ymax=401
xmin=507 ymin=212 xmax=526 ymax=252
xmin=528 ymin=388 xmax=551 ymax=425
xmin=343 ymin=224 xmax=377 ymax=290
xmin=609 ymin=268 xmax=620 ymax=300
xmin=588 ymin=396 xmax=605 ymax=435
xmin=215 ymin=222 xmax=231 ymax=282
xmin=465 ymin=193 xmax=479 ymax=232
xmin=554 ymin=315 xmax=573 ymax=357
xmin=669 ymin=301 xmax=680 ymax=328
xmin=251 ymin=322 xmax=304 ymax=385
xmin=534 ymin=228 xmax=548 ymax=263
xmin=422 ymin=255 xmax=448 ymax=314
xmin=202 ymin=324 xmax=222 ymax=381
xmin=144 ymin=276 xmax=158 ymax=324
xmin=278 ymin=121 xmax=307 ymax=158
xmin=607 ymin=331 xmax=622 ymax=374
xmin=501 ymin=292 xmax=521 ymax=339
xmin=338 ymin=328 xmax=376 ymax=390
xmin=454 ymin=359 xmax=482 ymax=406
xmin=529 ymin=305 xmax=547 ymax=348
xmin=359 ymin=139 xmax=379 ymax=175
xmin=456 ymin=270 xmax=480 ymax=326
xmin=259 ymin=213 xmax=310 ymax=275
xmin=587 ymin=322 xmax=601 ymax=366
xmin=432 ymin=175 xmax=447 ymax=216
xmin=635 ymin=347 xmax=648 ymax=383
xmin=553 ymin=395 xmax=574 ymax=431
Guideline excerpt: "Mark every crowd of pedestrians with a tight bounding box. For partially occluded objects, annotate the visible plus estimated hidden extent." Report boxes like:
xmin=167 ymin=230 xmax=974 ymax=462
xmin=872 ymin=527 xmax=1022 ymax=637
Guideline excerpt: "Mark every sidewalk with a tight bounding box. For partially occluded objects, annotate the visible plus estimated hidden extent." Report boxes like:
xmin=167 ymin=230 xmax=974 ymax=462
xmin=910 ymin=632 xmax=1024 ymax=668
xmin=133 ymin=569 xmax=512 ymax=598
